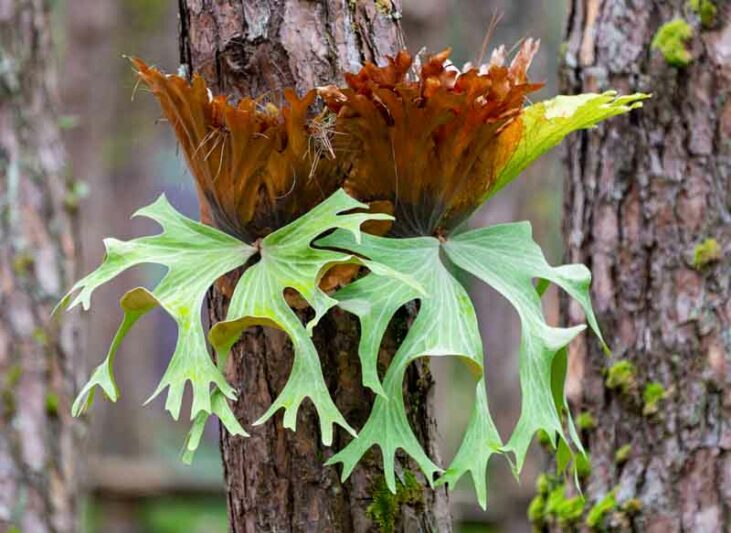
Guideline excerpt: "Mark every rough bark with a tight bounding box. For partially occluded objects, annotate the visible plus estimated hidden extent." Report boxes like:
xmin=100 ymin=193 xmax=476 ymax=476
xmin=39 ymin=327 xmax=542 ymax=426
xmin=179 ymin=1 xmax=451 ymax=531
xmin=0 ymin=1 xmax=82 ymax=532
xmin=561 ymin=1 xmax=730 ymax=531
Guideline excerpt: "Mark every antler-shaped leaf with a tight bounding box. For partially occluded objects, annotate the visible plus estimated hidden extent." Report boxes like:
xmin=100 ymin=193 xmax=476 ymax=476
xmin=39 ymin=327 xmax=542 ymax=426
xmin=60 ymin=189 xmax=405 ymax=461
xmin=208 ymin=189 xmax=398 ymax=447
xmin=328 ymin=241 xmax=423 ymax=398
xmin=436 ymin=377 xmax=502 ymax=509
xmin=318 ymin=231 xmax=503 ymax=508
xmin=59 ymin=195 xmax=255 ymax=424
xmin=319 ymin=221 xmax=606 ymax=508
xmin=443 ymin=222 xmax=606 ymax=473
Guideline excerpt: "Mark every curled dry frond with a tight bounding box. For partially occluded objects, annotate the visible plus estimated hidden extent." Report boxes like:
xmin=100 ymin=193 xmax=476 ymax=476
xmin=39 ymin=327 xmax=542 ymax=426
xmin=319 ymin=40 xmax=543 ymax=236
xmin=133 ymin=59 xmax=340 ymax=241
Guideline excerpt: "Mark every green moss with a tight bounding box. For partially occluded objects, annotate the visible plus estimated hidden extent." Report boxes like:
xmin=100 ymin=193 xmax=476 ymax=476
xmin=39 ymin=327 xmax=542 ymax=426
xmin=651 ymin=19 xmax=694 ymax=67
xmin=544 ymin=486 xmax=585 ymax=526
xmin=367 ymin=480 xmax=399 ymax=532
xmin=528 ymin=494 xmax=546 ymax=523
xmin=375 ymin=0 xmax=392 ymax=14
xmin=605 ymin=360 xmax=637 ymax=394
xmin=586 ymin=491 xmax=617 ymax=529
xmin=2 ymin=365 xmax=22 ymax=417
xmin=529 ymin=474 xmax=587 ymax=526
xmin=688 ymin=0 xmax=717 ymax=27
xmin=693 ymin=238 xmax=722 ymax=268
xmin=366 ymin=471 xmax=424 ymax=532
xmin=643 ymin=382 xmax=667 ymax=416
xmin=622 ymin=498 xmax=643 ymax=514
xmin=535 ymin=473 xmax=551 ymax=495
xmin=398 ymin=471 xmax=423 ymax=504
xmin=11 ymin=251 xmax=34 ymax=276
xmin=64 ymin=180 xmax=90 ymax=212
xmin=558 ymin=496 xmax=586 ymax=525
xmin=2 ymin=388 xmax=16 ymax=417
xmin=576 ymin=411 xmax=597 ymax=431
xmin=370 ymin=0 xmax=402 ymax=19
xmin=46 ymin=391 xmax=60 ymax=417
xmin=615 ymin=444 xmax=632 ymax=465
xmin=559 ymin=41 xmax=569 ymax=59
xmin=6 ymin=364 xmax=22 ymax=387
xmin=32 ymin=327 xmax=49 ymax=346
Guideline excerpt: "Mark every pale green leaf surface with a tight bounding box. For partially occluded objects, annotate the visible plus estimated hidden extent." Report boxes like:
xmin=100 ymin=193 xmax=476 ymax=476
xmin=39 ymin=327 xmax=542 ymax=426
xmin=444 ymin=222 xmax=604 ymax=472
xmin=182 ymin=389 xmax=248 ymax=464
xmin=319 ymin=231 xmax=502 ymax=506
xmin=60 ymin=195 xmax=255 ymax=421
xmin=71 ymin=288 xmax=154 ymax=416
xmin=487 ymin=92 xmax=650 ymax=200
xmin=435 ymin=378 xmax=502 ymax=509
xmin=320 ymin=247 xmax=425 ymax=397
xmin=208 ymin=190 xmax=394 ymax=446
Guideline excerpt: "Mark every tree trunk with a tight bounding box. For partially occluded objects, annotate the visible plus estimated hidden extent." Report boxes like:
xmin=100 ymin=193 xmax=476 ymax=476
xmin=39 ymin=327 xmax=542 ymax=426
xmin=561 ymin=1 xmax=730 ymax=531
xmin=178 ymin=2 xmax=451 ymax=531
xmin=0 ymin=1 xmax=82 ymax=532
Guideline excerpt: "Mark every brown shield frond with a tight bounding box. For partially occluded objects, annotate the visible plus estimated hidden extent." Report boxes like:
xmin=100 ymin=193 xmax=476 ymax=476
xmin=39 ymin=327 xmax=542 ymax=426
xmin=320 ymin=40 xmax=542 ymax=236
xmin=133 ymin=59 xmax=341 ymax=241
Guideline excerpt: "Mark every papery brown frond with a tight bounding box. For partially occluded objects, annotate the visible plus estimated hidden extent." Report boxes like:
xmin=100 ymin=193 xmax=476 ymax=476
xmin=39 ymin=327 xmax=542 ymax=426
xmin=321 ymin=40 xmax=543 ymax=236
xmin=133 ymin=59 xmax=341 ymax=240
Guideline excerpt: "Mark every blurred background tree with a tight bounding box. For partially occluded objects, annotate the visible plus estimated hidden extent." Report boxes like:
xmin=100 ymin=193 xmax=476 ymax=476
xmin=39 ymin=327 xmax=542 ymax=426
xmin=35 ymin=0 xmax=567 ymax=531
xmin=0 ymin=1 xmax=83 ymax=531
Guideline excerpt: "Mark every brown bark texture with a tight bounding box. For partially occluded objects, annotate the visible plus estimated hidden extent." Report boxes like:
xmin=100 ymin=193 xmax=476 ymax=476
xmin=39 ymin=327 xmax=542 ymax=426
xmin=561 ymin=1 xmax=730 ymax=532
xmin=179 ymin=1 xmax=451 ymax=531
xmin=0 ymin=1 xmax=82 ymax=532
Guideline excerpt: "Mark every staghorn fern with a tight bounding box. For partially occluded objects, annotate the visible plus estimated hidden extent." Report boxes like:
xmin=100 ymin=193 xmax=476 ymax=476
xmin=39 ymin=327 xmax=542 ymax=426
xmin=60 ymin=42 xmax=647 ymax=509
